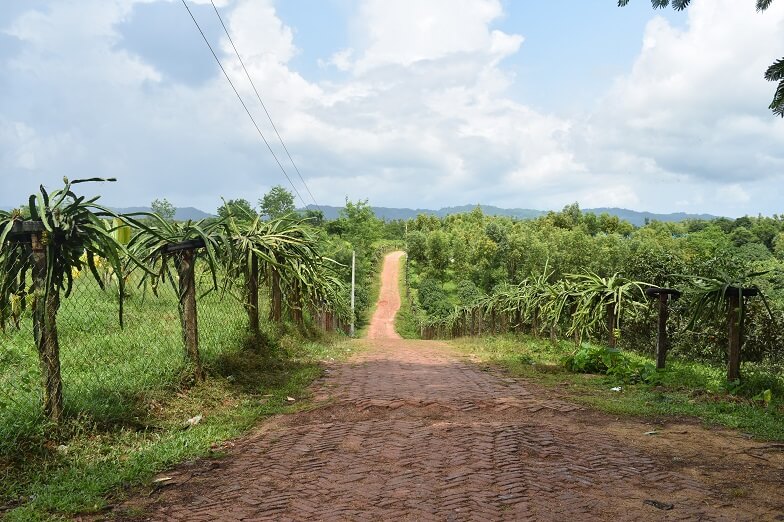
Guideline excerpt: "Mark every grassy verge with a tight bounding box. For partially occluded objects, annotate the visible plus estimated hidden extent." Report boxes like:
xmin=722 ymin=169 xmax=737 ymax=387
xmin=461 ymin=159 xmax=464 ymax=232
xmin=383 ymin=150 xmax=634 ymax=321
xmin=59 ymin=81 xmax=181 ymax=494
xmin=356 ymin=244 xmax=404 ymax=338
xmin=451 ymin=334 xmax=784 ymax=441
xmin=395 ymin=254 xmax=420 ymax=339
xmin=356 ymin=265 xmax=382 ymax=339
xmin=1 ymin=333 xmax=357 ymax=521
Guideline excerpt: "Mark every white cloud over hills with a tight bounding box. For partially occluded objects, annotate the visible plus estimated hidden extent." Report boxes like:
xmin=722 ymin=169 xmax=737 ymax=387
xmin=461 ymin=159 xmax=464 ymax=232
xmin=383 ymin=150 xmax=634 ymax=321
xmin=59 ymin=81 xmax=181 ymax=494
xmin=0 ymin=0 xmax=782 ymax=217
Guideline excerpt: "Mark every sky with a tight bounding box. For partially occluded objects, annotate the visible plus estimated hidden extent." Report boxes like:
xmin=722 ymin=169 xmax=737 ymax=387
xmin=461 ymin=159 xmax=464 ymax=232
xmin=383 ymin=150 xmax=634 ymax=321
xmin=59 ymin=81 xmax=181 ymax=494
xmin=1 ymin=0 xmax=783 ymax=217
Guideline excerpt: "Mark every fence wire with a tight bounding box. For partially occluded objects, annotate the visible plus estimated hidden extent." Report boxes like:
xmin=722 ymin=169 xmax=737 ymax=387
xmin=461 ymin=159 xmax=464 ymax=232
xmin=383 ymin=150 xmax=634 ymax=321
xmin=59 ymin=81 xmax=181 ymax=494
xmin=0 ymin=246 xmax=42 ymax=453
xmin=0 ymin=248 xmax=251 ymax=457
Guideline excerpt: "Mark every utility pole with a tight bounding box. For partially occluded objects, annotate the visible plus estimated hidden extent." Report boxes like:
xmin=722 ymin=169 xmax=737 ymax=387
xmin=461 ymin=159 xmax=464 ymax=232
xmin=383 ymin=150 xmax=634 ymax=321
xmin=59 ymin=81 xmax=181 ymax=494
xmin=404 ymin=221 xmax=409 ymax=296
xmin=350 ymin=250 xmax=356 ymax=337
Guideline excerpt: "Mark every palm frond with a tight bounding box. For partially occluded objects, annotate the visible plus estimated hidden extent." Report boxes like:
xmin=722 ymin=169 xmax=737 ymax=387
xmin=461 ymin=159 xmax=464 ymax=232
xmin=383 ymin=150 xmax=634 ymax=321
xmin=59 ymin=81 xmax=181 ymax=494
xmin=765 ymin=59 xmax=784 ymax=117
xmin=757 ymin=0 xmax=774 ymax=12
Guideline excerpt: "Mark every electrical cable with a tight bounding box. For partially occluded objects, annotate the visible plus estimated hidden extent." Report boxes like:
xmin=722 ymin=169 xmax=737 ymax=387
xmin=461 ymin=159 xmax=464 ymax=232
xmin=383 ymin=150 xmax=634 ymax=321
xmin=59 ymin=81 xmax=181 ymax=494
xmin=210 ymin=0 xmax=321 ymax=212
xmin=180 ymin=0 xmax=306 ymax=208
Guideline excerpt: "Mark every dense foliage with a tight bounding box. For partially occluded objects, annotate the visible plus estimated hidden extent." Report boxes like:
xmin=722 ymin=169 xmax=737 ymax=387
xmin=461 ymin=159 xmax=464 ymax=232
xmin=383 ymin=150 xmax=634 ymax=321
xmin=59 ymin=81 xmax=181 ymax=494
xmin=320 ymin=199 xmax=406 ymax=328
xmin=0 ymin=178 xmax=139 ymax=331
xmin=0 ymin=182 xmax=398 ymax=429
xmin=406 ymin=204 xmax=784 ymax=368
xmin=259 ymin=185 xmax=296 ymax=219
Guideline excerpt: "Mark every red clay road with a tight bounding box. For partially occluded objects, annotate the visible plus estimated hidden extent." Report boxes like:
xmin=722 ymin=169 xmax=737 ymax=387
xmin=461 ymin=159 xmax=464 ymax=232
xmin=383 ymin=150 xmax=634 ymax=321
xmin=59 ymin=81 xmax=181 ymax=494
xmin=116 ymin=251 xmax=784 ymax=521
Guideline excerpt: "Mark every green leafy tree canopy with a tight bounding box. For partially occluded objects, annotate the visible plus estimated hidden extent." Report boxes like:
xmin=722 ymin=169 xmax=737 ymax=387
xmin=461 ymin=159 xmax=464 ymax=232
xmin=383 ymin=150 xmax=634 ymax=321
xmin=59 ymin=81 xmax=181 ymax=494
xmin=151 ymin=198 xmax=176 ymax=221
xmin=338 ymin=198 xmax=383 ymax=253
xmin=259 ymin=185 xmax=295 ymax=219
xmin=217 ymin=198 xmax=257 ymax=220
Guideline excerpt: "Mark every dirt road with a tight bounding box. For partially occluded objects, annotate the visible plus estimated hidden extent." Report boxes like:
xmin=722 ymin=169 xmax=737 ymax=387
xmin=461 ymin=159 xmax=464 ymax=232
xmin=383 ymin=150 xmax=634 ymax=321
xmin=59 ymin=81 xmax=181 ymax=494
xmin=367 ymin=251 xmax=404 ymax=340
xmin=121 ymin=251 xmax=784 ymax=521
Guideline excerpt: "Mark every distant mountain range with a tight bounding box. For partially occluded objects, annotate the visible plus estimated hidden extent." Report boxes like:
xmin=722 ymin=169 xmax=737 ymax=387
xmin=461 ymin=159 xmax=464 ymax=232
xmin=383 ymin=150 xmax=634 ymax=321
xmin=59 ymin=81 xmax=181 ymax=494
xmin=109 ymin=207 xmax=213 ymax=221
xmin=0 ymin=203 xmax=719 ymax=226
xmin=0 ymin=205 xmax=213 ymax=221
xmin=304 ymin=204 xmax=717 ymax=227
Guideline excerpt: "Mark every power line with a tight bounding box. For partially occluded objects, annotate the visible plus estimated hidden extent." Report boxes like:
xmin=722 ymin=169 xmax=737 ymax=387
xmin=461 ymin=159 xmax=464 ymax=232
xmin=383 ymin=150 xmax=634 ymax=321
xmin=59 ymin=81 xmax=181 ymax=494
xmin=210 ymin=0 xmax=321 ymax=212
xmin=180 ymin=0 xmax=306 ymax=208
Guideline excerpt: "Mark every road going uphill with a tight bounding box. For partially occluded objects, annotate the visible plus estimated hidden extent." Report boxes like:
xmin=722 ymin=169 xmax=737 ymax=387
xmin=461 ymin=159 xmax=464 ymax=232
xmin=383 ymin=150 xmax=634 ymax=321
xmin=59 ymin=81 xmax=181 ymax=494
xmin=124 ymin=251 xmax=784 ymax=521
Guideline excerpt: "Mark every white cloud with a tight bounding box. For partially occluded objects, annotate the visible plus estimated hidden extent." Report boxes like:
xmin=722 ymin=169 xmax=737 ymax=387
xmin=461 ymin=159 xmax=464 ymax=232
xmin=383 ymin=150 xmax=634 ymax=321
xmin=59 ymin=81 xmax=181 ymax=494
xmin=0 ymin=0 xmax=783 ymax=217
xmin=576 ymin=0 xmax=784 ymax=212
xmin=321 ymin=48 xmax=354 ymax=72
xmin=715 ymin=183 xmax=751 ymax=205
xmin=579 ymin=184 xmax=641 ymax=209
xmin=344 ymin=0 xmax=522 ymax=74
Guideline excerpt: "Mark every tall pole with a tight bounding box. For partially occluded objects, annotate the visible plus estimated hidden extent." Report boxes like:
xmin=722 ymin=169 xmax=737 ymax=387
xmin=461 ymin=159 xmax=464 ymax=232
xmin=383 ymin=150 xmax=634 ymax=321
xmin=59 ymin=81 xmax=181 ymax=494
xmin=656 ymin=293 xmax=669 ymax=370
xmin=645 ymin=287 xmax=681 ymax=370
xmin=350 ymin=250 xmax=356 ymax=337
xmin=404 ymin=221 xmax=409 ymax=296
xmin=727 ymin=291 xmax=741 ymax=382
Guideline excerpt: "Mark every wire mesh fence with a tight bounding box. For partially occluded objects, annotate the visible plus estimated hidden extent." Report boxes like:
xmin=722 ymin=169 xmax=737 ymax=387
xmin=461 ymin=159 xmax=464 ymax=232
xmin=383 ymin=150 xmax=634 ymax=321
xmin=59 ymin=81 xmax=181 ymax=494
xmin=0 ymin=183 xmax=355 ymax=464
xmin=0 ymin=244 xmax=44 ymax=452
xmin=0 ymin=241 xmax=251 ymax=457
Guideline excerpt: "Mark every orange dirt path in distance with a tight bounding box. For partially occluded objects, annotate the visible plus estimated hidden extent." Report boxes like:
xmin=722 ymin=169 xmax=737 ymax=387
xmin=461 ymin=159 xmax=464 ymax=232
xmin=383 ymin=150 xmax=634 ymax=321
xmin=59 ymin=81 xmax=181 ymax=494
xmin=114 ymin=252 xmax=784 ymax=522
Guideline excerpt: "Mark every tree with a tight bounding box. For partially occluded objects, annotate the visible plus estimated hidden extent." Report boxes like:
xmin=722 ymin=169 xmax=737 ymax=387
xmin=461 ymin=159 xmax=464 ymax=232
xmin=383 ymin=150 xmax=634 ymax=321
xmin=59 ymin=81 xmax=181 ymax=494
xmin=426 ymin=230 xmax=451 ymax=273
xmin=680 ymin=271 xmax=773 ymax=381
xmin=774 ymin=232 xmax=784 ymax=259
xmin=412 ymin=213 xmax=441 ymax=233
xmin=303 ymin=209 xmax=325 ymax=227
xmin=126 ymin=215 xmax=230 ymax=382
xmin=220 ymin=208 xmax=345 ymax=335
xmin=751 ymin=218 xmax=778 ymax=249
xmin=554 ymin=202 xmax=582 ymax=230
xmin=339 ymin=199 xmax=383 ymax=253
xmin=406 ymin=230 xmax=428 ymax=263
xmin=217 ymin=198 xmax=256 ymax=220
xmin=383 ymin=219 xmax=406 ymax=240
xmin=733 ymin=216 xmax=753 ymax=230
xmin=730 ymin=226 xmax=757 ymax=248
xmin=418 ymin=277 xmax=453 ymax=318
xmin=151 ymin=198 xmax=176 ymax=221
xmin=328 ymin=199 xmax=383 ymax=329
xmin=619 ymin=0 xmax=783 ymax=117
xmin=1 ymin=179 xmax=140 ymax=421
xmin=568 ymin=271 xmax=650 ymax=348
xmin=456 ymin=279 xmax=481 ymax=306
xmin=582 ymin=212 xmax=600 ymax=236
xmin=598 ymin=213 xmax=634 ymax=236
xmin=259 ymin=185 xmax=295 ymax=219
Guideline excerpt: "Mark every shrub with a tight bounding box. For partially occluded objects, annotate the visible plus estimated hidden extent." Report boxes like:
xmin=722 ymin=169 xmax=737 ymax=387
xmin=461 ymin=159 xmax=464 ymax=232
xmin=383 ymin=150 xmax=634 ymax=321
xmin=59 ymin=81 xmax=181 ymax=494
xmin=417 ymin=277 xmax=452 ymax=318
xmin=562 ymin=344 xmax=660 ymax=384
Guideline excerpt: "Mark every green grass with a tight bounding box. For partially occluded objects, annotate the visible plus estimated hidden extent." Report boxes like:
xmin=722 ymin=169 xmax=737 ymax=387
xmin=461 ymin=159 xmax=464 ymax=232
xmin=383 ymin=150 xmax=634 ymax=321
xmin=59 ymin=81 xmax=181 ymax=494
xmin=451 ymin=334 xmax=784 ymax=441
xmin=2 ymin=335 xmax=357 ymax=521
xmin=356 ymin=262 xmax=382 ymax=339
xmin=395 ymin=254 xmax=421 ymax=339
xmin=0 ymin=269 xmax=357 ymax=520
xmin=356 ymin=244 xmax=406 ymax=338
xmin=442 ymin=280 xmax=457 ymax=293
xmin=0 ymin=271 xmax=245 ymax=456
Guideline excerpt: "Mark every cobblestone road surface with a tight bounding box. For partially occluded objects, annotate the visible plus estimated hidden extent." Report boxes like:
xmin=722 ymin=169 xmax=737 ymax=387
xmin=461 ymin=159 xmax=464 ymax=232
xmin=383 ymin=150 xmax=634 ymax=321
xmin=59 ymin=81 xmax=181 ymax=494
xmin=119 ymin=252 xmax=784 ymax=521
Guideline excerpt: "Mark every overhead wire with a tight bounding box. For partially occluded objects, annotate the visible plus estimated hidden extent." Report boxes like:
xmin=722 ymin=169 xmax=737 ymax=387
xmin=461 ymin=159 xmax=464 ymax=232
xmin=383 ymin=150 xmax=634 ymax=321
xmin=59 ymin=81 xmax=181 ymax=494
xmin=180 ymin=0 xmax=306 ymax=208
xmin=210 ymin=0 xmax=321 ymax=212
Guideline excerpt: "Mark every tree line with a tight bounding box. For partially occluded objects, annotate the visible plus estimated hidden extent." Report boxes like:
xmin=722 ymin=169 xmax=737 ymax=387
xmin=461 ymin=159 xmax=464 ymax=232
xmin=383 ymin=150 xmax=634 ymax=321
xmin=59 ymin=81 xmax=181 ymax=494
xmin=405 ymin=203 xmax=784 ymax=380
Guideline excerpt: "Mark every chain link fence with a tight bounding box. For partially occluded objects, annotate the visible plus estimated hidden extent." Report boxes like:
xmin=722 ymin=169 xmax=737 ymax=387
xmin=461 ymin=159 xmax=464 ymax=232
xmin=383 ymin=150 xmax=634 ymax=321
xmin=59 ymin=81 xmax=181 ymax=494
xmin=0 ymin=241 xmax=251 ymax=457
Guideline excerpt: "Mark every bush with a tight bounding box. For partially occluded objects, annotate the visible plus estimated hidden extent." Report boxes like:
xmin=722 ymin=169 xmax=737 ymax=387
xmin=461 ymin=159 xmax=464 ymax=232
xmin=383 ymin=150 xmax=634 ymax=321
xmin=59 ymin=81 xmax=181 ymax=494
xmin=406 ymin=231 xmax=428 ymax=263
xmin=417 ymin=277 xmax=452 ymax=318
xmin=562 ymin=344 xmax=660 ymax=384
